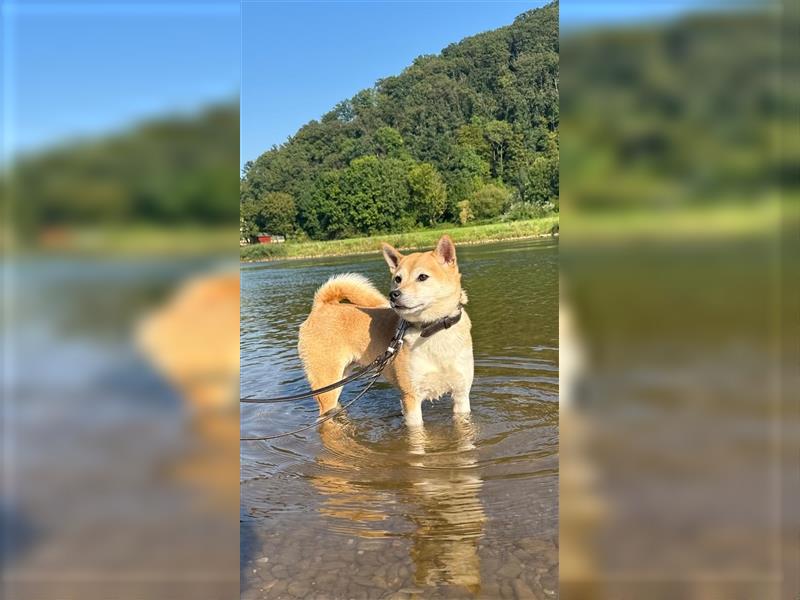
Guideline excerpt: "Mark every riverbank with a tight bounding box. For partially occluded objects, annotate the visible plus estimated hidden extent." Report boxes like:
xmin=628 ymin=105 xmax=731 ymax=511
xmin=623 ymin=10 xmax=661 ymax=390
xmin=567 ymin=199 xmax=782 ymax=242
xmin=240 ymin=216 xmax=559 ymax=262
xmin=22 ymin=225 xmax=234 ymax=257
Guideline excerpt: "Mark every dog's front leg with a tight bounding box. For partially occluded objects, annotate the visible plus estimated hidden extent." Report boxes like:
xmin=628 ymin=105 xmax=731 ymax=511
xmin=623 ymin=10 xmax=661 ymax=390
xmin=402 ymin=394 xmax=423 ymax=427
xmin=453 ymin=354 xmax=474 ymax=416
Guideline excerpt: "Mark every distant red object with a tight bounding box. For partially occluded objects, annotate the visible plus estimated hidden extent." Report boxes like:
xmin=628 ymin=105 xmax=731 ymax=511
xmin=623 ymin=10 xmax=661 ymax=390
xmin=254 ymin=233 xmax=285 ymax=244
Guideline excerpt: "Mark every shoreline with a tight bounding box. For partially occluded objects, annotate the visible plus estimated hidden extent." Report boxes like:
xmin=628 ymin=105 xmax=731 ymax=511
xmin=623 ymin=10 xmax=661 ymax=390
xmin=239 ymin=217 xmax=559 ymax=264
xmin=241 ymin=231 xmax=558 ymax=264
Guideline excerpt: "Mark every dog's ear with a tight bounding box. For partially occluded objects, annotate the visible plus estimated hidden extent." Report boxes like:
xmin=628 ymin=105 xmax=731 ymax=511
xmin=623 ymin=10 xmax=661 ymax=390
xmin=434 ymin=235 xmax=457 ymax=267
xmin=381 ymin=243 xmax=403 ymax=271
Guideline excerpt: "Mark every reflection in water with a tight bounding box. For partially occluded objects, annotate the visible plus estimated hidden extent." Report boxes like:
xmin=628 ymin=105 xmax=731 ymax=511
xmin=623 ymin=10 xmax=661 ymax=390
xmin=137 ymin=271 xmax=240 ymax=511
xmin=562 ymin=239 xmax=791 ymax=600
xmin=406 ymin=416 xmax=484 ymax=593
xmin=313 ymin=416 xmax=395 ymax=532
xmin=4 ymin=260 xmax=239 ymax=600
xmin=240 ymin=239 xmax=558 ymax=598
xmin=559 ymin=291 xmax=608 ymax=600
xmin=314 ymin=415 xmax=485 ymax=593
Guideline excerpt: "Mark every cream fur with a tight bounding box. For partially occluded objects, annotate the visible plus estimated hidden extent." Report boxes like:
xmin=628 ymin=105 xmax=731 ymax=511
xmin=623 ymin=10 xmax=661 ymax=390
xmin=298 ymin=236 xmax=474 ymax=426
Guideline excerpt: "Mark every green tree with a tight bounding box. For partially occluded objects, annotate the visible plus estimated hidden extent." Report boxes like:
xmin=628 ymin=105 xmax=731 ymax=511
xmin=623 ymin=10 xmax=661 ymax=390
xmin=374 ymin=126 xmax=406 ymax=158
xmin=456 ymin=119 xmax=492 ymax=162
xmin=240 ymin=198 xmax=260 ymax=240
xmin=457 ymin=200 xmax=474 ymax=225
xmin=444 ymin=145 xmax=491 ymax=208
xmin=339 ymin=156 xmax=410 ymax=236
xmin=484 ymin=120 xmax=517 ymax=179
xmin=469 ymin=183 xmax=512 ymax=219
xmin=408 ymin=163 xmax=447 ymax=225
xmin=524 ymin=155 xmax=559 ymax=204
xmin=253 ymin=191 xmax=297 ymax=237
xmin=240 ymin=2 xmax=560 ymax=231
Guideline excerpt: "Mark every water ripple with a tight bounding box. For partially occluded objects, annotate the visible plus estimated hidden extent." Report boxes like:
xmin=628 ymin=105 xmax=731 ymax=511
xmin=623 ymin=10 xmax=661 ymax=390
xmin=241 ymin=239 xmax=559 ymax=597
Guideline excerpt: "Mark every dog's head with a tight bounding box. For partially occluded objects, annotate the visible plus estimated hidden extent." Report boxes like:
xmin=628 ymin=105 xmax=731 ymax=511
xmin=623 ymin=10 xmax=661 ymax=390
xmin=381 ymin=235 xmax=466 ymax=323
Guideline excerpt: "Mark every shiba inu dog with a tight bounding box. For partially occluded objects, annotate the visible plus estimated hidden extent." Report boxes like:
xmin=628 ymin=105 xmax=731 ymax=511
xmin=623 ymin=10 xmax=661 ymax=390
xmin=298 ymin=235 xmax=473 ymax=426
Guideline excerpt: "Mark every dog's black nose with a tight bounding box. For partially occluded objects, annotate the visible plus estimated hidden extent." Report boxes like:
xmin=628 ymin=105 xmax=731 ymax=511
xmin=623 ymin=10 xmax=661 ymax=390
xmin=389 ymin=290 xmax=401 ymax=301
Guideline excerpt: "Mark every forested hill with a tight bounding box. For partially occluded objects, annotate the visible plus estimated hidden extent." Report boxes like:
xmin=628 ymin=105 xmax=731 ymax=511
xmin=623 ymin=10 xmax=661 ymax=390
xmin=10 ymin=103 xmax=239 ymax=233
xmin=241 ymin=1 xmax=559 ymax=241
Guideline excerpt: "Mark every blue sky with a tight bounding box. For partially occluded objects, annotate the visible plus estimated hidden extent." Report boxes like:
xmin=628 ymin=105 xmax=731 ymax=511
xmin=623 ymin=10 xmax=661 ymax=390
xmin=241 ymin=1 xmax=550 ymax=167
xmin=2 ymin=0 xmax=736 ymax=165
xmin=560 ymin=0 xmax=760 ymax=32
xmin=2 ymin=1 xmax=240 ymax=161
xmin=241 ymin=0 xmax=737 ymax=167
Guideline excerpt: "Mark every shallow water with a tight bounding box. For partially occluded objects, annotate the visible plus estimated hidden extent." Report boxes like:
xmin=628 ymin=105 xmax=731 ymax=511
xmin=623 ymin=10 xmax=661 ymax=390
xmin=240 ymin=238 xmax=559 ymax=599
xmin=3 ymin=258 xmax=239 ymax=599
xmin=559 ymin=237 xmax=798 ymax=599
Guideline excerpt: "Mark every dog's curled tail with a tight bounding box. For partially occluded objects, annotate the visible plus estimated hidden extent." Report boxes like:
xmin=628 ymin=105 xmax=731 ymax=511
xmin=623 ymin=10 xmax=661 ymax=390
xmin=313 ymin=273 xmax=389 ymax=309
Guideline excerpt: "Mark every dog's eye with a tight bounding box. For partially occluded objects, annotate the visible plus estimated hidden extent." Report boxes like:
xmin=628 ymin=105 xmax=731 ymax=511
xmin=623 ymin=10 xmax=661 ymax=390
xmin=394 ymin=275 xmax=402 ymax=284
xmin=417 ymin=274 xmax=429 ymax=282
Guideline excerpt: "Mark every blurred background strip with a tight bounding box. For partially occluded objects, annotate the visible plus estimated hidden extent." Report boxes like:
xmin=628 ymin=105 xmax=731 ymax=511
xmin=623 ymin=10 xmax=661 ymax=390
xmin=560 ymin=0 xmax=796 ymax=598
xmin=1 ymin=1 xmax=241 ymax=599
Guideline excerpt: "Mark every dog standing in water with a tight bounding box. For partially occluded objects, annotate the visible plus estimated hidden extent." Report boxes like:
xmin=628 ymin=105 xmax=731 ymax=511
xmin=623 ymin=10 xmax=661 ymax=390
xmin=298 ymin=235 xmax=473 ymax=426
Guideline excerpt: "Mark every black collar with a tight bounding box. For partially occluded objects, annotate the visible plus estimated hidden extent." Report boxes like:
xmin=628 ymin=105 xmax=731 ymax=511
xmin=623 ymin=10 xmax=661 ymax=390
xmin=416 ymin=308 xmax=463 ymax=338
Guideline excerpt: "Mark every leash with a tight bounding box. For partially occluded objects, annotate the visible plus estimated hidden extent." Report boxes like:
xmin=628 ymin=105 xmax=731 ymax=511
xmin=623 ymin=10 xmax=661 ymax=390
xmin=240 ymin=361 xmax=382 ymax=404
xmin=240 ymin=320 xmax=408 ymax=442
xmin=240 ymin=371 xmax=383 ymax=441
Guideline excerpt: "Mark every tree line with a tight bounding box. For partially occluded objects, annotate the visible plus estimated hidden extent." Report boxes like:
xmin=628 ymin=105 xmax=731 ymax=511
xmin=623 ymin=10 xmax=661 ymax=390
xmin=7 ymin=104 xmax=239 ymax=236
xmin=241 ymin=1 xmax=559 ymax=241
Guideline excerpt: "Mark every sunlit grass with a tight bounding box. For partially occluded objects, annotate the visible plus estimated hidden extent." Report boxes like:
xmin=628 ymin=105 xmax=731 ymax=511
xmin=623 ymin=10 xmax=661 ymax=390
xmin=31 ymin=225 xmax=235 ymax=256
xmin=241 ymin=216 xmax=560 ymax=261
xmin=565 ymin=199 xmax=783 ymax=242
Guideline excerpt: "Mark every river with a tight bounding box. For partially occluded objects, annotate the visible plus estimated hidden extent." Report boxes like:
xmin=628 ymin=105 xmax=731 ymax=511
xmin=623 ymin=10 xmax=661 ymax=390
xmin=241 ymin=238 xmax=559 ymax=598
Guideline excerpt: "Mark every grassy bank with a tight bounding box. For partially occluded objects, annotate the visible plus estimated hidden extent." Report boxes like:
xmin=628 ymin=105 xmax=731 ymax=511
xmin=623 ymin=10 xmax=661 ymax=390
xmin=240 ymin=216 xmax=559 ymax=262
xmin=567 ymin=199 xmax=783 ymax=242
xmin=29 ymin=225 xmax=235 ymax=257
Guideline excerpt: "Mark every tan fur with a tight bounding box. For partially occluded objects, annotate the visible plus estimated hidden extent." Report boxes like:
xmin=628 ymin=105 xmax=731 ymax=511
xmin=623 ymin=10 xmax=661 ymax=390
xmin=136 ymin=271 xmax=240 ymax=511
xmin=312 ymin=273 xmax=389 ymax=309
xmin=137 ymin=271 xmax=239 ymax=412
xmin=298 ymin=235 xmax=474 ymax=426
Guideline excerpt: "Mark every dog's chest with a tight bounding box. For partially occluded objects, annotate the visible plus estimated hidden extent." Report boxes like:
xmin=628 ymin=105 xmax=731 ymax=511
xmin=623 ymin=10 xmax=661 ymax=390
xmin=403 ymin=329 xmax=469 ymax=400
